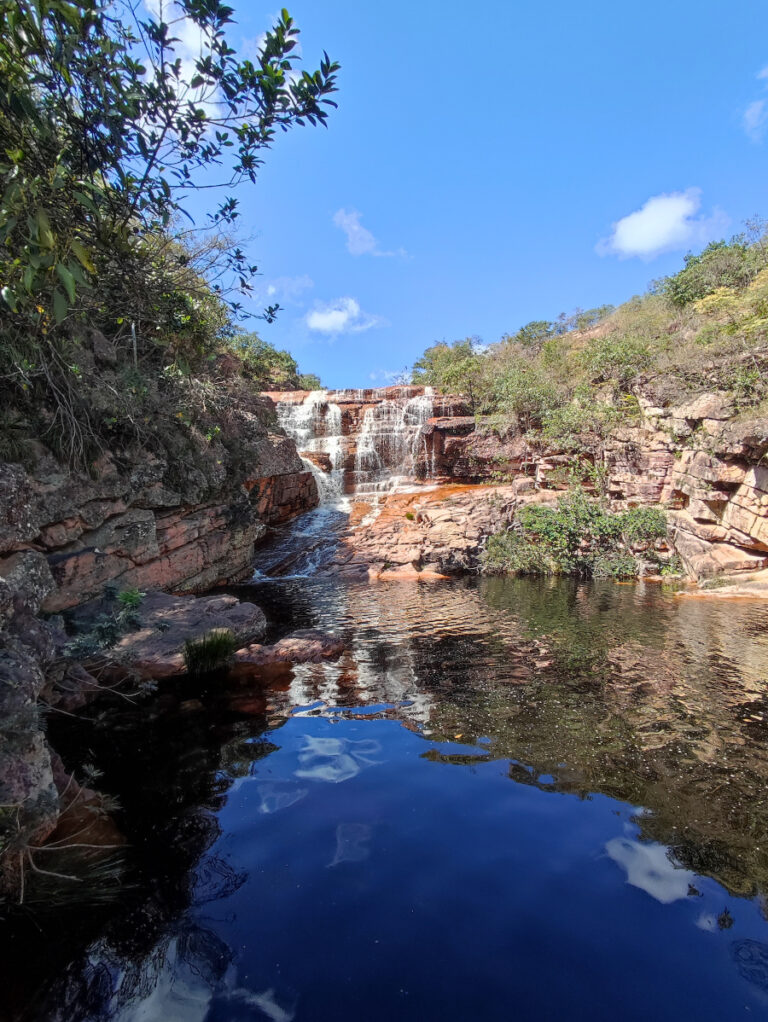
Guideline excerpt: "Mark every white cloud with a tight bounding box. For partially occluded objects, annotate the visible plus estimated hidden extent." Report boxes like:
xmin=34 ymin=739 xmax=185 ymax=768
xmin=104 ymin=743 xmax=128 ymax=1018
xmin=305 ymin=297 xmax=385 ymax=334
xmin=333 ymin=209 xmax=406 ymax=258
xmin=368 ymin=369 xmax=401 ymax=382
xmin=742 ymin=66 xmax=768 ymax=142
xmin=596 ymin=189 xmax=729 ymax=260
xmin=605 ymin=837 xmax=694 ymax=904
xmin=743 ymin=99 xmax=768 ymax=142
xmin=263 ymin=275 xmax=314 ymax=304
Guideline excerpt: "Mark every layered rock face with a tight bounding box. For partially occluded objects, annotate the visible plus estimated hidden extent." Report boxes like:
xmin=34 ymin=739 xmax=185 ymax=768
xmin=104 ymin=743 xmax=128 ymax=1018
xmin=273 ymin=386 xmax=768 ymax=582
xmin=265 ymin=386 xmax=468 ymax=497
xmin=0 ymin=400 xmax=317 ymax=613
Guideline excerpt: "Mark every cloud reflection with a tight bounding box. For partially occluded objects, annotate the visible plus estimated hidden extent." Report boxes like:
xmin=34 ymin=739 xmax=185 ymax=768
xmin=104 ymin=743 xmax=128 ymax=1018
xmin=605 ymin=837 xmax=695 ymax=904
xmin=295 ymin=736 xmax=380 ymax=783
xmin=328 ymin=823 xmax=373 ymax=867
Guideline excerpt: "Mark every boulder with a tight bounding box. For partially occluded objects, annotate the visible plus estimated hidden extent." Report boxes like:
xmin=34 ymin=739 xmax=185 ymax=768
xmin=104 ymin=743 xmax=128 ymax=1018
xmin=231 ymin=629 xmax=346 ymax=675
xmin=77 ymin=591 xmax=267 ymax=679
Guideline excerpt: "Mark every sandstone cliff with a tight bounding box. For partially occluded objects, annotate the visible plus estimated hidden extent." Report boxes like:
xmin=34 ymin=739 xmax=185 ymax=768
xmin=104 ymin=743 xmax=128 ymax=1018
xmin=268 ymin=386 xmax=768 ymax=582
xmin=0 ymin=387 xmax=318 ymax=898
xmin=0 ymin=394 xmax=317 ymax=613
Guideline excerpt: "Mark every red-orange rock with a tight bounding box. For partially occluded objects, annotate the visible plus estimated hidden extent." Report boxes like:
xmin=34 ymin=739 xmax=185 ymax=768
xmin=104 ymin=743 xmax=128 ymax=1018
xmin=231 ymin=629 xmax=346 ymax=676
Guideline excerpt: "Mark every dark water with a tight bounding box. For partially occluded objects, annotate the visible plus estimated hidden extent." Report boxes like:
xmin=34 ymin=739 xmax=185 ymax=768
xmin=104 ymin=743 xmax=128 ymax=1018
xmin=5 ymin=569 xmax=768 ymax=1021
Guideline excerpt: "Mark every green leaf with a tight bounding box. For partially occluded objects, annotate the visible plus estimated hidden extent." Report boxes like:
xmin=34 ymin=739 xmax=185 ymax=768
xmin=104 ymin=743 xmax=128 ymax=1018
xmin=72 ymin=191 xmax=97 ymax=214
xmin=70 ymin=239 xmax=95 ymax=273
xmin=56 ymin=262 xmax=76 ymax=302
xmin=53 ymin=289 xmax=68 ymax=323
xmin=36 ymin=209 xmax=54 ymax=249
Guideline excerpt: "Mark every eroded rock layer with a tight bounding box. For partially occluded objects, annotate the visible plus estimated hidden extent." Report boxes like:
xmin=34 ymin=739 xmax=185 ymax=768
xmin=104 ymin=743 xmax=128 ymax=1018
xmin=270 ymin=386 xmax=768 ymax=582
xmin=0 ymin=400 xmax=317 ymax=612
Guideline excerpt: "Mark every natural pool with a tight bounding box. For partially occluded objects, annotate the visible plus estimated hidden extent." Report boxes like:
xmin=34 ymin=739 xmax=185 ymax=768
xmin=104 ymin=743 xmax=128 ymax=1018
xmin=5 ymin=574 xmax=768 ymax=1021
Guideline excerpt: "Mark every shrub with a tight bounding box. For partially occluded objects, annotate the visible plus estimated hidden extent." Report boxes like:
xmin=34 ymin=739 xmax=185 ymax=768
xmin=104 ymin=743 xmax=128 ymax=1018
xmin=64 ymin=587 xmax=145 ymax=659
xmin=184 ymin=629 xmax=238 ymax=677
xmin=582 ymin=335 xmax=654 ymax=388
xmin=504 ymin=320 xmax=555 ymax=349
xmin=537 ymin=402 xmax=624 ymax=451
xmin=298 ymin=373 xmax=323 ymax=390
xmin=492 ymin=361 xmax=564 ymax=431
xmin=411 ymin=338 xmax=486 ymax=409
xmin=482 ymin=491 xmax=666 ymax=578
xmin=230 ymin=332 xmax=306 ymax=389
xmin=659 ymin=240 xmax=763 ymax=307
xmin=116 ymin=587 xmax=145 ymax=610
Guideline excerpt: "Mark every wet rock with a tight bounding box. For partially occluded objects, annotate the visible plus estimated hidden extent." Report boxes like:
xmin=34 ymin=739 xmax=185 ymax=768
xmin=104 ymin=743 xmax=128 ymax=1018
xmin=301 ymin=450 xmax=333 ymax=473
xmin=329 ymin=483 xmax=540 ymax=578
xmin=231 ymin=629 xmax=346 ymax=674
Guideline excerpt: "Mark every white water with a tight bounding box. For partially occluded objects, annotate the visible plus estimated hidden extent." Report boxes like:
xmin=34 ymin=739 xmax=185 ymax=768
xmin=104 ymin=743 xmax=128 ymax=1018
xmin=276 ymin=388 xmax=435 ymax=506
xmin=353 ymin=390 xmax=435 ymax=499
xmin=276 ymin=391 xmax=346 ymax=503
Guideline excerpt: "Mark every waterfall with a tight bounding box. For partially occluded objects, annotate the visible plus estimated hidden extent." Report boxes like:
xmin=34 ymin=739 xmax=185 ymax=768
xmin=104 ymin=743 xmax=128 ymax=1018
xmin=276 ymin=391 xmax=345 ymax=503
xmin=275 ymin=387 xmax=435 ymax=505
xmin=353 ymin=388 xmax=434 ymax=498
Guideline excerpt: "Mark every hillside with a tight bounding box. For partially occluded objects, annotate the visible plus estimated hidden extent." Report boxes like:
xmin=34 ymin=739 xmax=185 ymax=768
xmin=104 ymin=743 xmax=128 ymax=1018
xmin=411 ymin=235 xmax=768 ymax=446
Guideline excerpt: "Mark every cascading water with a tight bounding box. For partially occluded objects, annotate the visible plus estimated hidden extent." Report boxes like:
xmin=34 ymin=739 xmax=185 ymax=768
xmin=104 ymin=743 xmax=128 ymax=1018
xmin=276 ymin=387 xmax=436 ymax=506
xmin=258 ymin=387 xmax=436 ymax=579
xmin=353 ymin=388 xmax=435 ymax=499
xmin=276 ymin=391 xmax=346 ymax=503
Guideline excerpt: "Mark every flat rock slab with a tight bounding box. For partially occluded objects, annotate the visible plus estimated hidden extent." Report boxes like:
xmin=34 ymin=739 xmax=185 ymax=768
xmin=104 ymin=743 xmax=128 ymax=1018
xmin=231 ymin=629 xmax=346 ymax=677
xmin=676 ymin=579 xmax=768 ymax=601
xmin=95 ymin=591 xmax=266 ymax=679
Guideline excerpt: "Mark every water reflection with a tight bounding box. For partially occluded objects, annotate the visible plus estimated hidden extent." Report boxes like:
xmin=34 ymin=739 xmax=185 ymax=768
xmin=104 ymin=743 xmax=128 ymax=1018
xmin=295 ymin=735 xmax=380 ymax=783
xmin=605 ymin=837 xmax=695 ymax=904
xmin=5 ymin=575 xmax=768 ymax=1021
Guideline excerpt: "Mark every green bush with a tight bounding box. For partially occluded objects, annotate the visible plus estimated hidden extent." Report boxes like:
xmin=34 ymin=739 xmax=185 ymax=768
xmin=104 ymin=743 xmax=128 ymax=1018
xmin=538 ymin=402 xmax=624 ymax=451
xmin=298 ymin=373 xmax=323 ymax=390
xmin=659 ymin=240 xmax=763 ymax=307
xmin=582 ymin=335 xmax=654 ymax=388
xmin=492 ymin=361 xmax=564 ymax=431
xmin=411 ymin=338 xmax=486 ymax=409
xmin=64 ymin=587 xmax=145 ymax=659
xmin=229 ymin=332 xmax=313 ymax=390
xmin=483 ymin=491 xmax=666 ymax=578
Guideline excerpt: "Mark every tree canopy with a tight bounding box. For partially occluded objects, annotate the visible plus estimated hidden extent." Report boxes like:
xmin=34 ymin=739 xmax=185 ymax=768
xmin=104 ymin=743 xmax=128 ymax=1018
xmin=0 ymin=1 xmax=337 ymax=460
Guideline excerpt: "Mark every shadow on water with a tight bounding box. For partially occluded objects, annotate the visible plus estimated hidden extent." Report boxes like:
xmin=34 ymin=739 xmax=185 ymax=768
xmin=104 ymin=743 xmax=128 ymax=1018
xmin=4 ymin=574 xmax=768 ymax=1020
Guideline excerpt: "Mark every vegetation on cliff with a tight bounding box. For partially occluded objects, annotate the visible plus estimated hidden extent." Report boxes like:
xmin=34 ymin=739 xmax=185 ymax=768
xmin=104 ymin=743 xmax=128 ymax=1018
xmin=482 ymin=491 xmax=667 ymax=578
xmin=411 ymin=228 xmax=768 ymax=449
xmin=0 ymin=0 xmax=334 ymax=467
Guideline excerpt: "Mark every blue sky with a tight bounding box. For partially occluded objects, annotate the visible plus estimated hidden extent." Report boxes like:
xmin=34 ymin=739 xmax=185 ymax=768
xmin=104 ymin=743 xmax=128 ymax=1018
xmin=180 ymin=0 xmax=768 ymax=387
